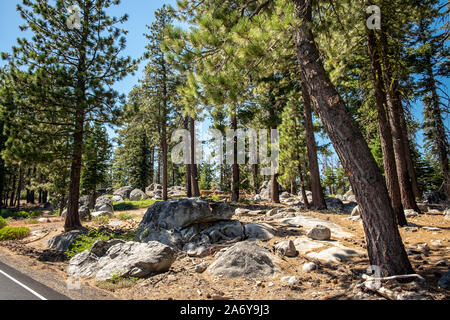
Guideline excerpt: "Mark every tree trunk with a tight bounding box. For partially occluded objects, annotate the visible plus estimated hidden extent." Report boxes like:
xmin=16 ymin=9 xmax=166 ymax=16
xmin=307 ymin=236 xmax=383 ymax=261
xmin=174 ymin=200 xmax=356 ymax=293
xmin=15 ymin=166 xmax=22 ymax=209
xmin=271 ymin=174 xmax=280 ymax=203
xmin=230 ymin=111 xmax=239 ymax=202
xmin=252 ymin=164 xmax=259 ymax=194
xmin=298 ymin=166 xmax=310 ymax=209
xmin=156 ymin=151 xmax=161 ymax=185
xmin=367 ymin=30 xmax=407 ymax=226
xmin=64 ymin=110 xmax=84 ymax=232
xmin=399 ymin=111 xmax=421 ymax=199
xmin=379 ymin=31 xmax=421 ymax=213
xmin=189 ymin=116 xmax=201 ymax=197
xmin=292 ymin=0 xmax=413 ymax=275
xmin=301 ymin=77 xmax=327 ymax=209
xmin=185 ymin=117 xmax=192 ymax=197
xmin=290 ymin=180 xmax=297 ymax=195
xmin=9 ymin=172 xmax=16 ymax=207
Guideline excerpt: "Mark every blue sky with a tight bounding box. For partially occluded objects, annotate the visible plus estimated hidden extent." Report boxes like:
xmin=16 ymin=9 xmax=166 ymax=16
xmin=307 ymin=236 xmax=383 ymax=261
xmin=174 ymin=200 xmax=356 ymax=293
xmin=0 ymin=0 xmax=447 ymax=172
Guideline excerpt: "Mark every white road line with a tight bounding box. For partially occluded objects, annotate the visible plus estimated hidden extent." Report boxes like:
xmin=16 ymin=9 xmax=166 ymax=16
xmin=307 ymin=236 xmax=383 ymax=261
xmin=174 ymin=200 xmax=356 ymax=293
xmin=0 ymin=268 xmax=47 ymax=300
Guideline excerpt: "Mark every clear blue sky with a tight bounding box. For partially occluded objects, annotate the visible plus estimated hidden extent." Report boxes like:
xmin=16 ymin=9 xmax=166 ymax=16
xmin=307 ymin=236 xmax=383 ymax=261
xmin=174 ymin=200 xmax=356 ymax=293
xmin=0 ymin=0 xmax=447 ymax=172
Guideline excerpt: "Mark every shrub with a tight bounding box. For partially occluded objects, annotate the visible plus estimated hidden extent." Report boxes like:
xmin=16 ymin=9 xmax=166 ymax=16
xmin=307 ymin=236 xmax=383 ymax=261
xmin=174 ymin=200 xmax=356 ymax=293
xmin=0 ymin=217 xmax=7 ymax=229
xmin=0 ymin=227 xmax=31 ymax=241
xmin=0 ymin=210 xmax=42 ymax=220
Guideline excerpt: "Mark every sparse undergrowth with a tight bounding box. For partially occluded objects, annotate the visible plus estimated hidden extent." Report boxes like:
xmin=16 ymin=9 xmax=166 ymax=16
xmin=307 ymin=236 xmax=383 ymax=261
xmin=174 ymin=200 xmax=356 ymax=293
xmin=117 ymin=212 xmax=136 ymax=221
xmin=91 ymin=215 xmax=110 ymax=225
xmin=96 ymin=274 xmax=141 ymax=291
xmin=66 ymin=228 xmax=137 ymax=259
xmin=0 ymin=226 xmax=31 ymax=241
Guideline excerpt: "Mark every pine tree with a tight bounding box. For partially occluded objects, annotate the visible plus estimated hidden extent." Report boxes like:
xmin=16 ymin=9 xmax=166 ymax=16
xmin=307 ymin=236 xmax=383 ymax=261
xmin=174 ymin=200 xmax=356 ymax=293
xmin=3 ymin=0 xmax=135 ymax=231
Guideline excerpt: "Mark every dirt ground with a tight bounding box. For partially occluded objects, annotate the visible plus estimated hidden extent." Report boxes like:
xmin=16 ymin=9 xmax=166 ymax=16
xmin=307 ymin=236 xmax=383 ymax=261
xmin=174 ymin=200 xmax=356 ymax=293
xmin=1 ymin=201 xmax=449 ymax=300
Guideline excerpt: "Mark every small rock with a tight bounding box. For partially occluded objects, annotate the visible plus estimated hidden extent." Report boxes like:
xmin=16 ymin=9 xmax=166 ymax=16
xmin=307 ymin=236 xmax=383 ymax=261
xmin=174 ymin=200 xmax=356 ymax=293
xmin=281 ymin=276 xmax=299 ymax=285
xmin=351 ymin=205 xmax=361 ymax=217
xmin=194 ymin=261 xmax=208 ymax=273
xmin=430 ymin=240 xmax=442 ymax=248
xmin=404 ymin=209 xmax=419 ymax=218
xmin=404 ymin=227 xmax=419 ymax=233
xmin=307 ymin=225 xmax=331 ymax=241
xmin=275 ymin=240 xmax=298 ymax=257
xmin=234 ymin=208 xmax=250 ymax=216
xmin=302 ymin=262 xmax=317 ymax=273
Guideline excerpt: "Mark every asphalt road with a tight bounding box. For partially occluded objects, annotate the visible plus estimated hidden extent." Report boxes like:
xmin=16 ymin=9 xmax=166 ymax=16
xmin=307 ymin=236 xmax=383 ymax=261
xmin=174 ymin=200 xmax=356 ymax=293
xmin=0 ymin=260 xmax=69 ymax=300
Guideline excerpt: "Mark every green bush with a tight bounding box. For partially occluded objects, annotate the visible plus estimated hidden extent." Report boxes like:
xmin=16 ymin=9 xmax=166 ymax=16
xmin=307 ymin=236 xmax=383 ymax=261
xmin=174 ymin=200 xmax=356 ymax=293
xmin=0 ymin=210 xmax=42 ymax=220
xmin=113 ymin=199 xmax=158 ymax=211
xmin=0 ymin=227 xmax=31 ymax=241
xmin=0 ymin=216 xmax=7 ymax=229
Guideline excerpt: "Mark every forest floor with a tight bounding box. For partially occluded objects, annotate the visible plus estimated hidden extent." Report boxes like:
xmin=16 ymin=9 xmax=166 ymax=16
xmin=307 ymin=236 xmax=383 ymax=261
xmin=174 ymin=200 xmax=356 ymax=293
xmin=0 ymin=200 xmax=449 ymax=300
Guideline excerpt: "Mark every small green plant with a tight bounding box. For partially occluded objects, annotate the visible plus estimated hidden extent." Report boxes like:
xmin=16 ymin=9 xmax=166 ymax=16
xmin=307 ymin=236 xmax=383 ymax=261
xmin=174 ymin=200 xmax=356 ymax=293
xmin=117 ymin=212 xmax=136 ymax=221
xmin=0 ymin=226 xmax=31 ymax=241
xmin=0 ymin=216 xmax=7 ymax=229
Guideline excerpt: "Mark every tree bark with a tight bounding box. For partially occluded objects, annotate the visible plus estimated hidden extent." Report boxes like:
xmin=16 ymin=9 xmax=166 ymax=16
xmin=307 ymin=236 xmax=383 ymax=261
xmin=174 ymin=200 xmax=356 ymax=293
xmin=298 ymin=166 xmax=310 ymax=209
xmin=9 ymin=172 xmax=16 ymax=207
xmin=65 ymin=109 xmax=84 ymax=232
xmin=15 ymin=166 xmax=22 ymax=209
xmin=379 ymin=31 xmax=421 ymax=213
xmin=230 ymin=111 xmax=240 ymax=202
xmin=290 ymin=180 xmax=297 ymax=195
xmin=292 ymin=0 xmax=413 ymax=275
xmin=399 ymin=111 xmax=421 ymax=199
xmin=301 ymin=78 xmax=327 ymax=209
xmin=367 ymin=30 xmax=407 ymax=226
xmin=252 ymin=164 xmax=259 ymax=194
xmin=189 ymin=116 xmax=201 ymax=197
